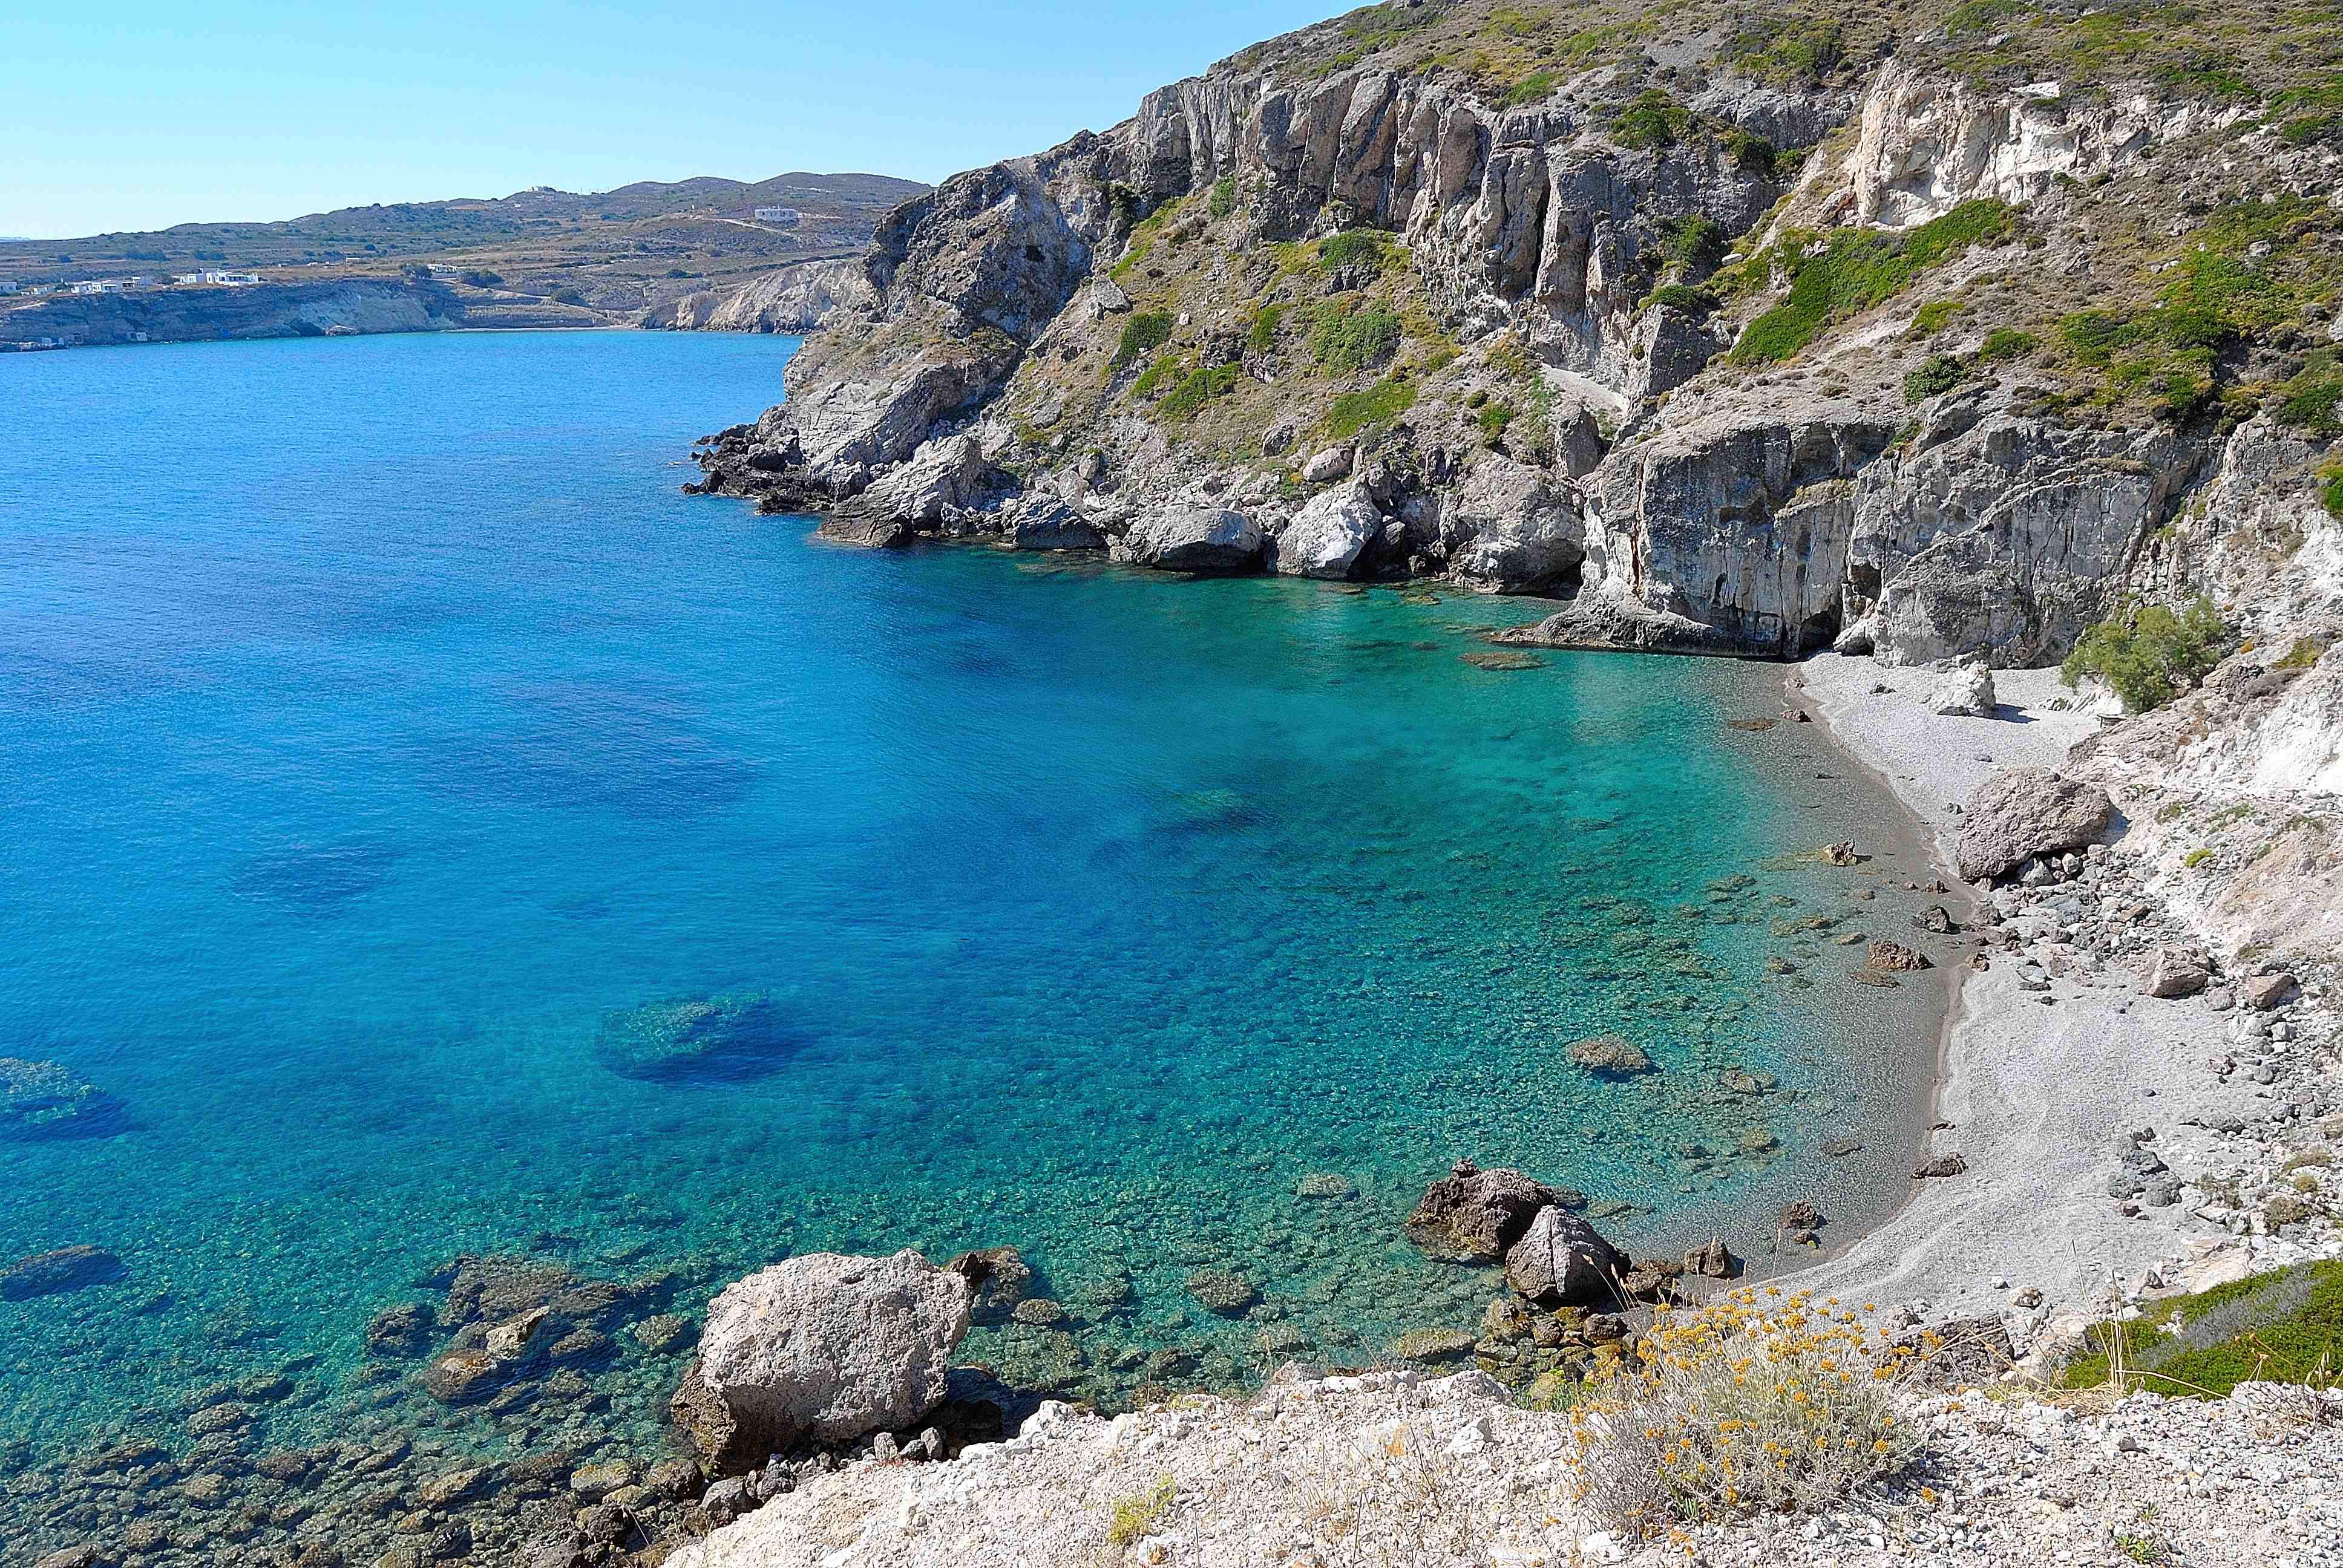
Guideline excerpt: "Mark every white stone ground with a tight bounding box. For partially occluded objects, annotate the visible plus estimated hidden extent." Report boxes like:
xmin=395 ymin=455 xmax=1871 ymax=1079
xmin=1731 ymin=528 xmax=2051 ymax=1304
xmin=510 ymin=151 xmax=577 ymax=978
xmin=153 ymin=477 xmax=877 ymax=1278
xmin=672 ymin=1368 xmax=2343 ymax=1568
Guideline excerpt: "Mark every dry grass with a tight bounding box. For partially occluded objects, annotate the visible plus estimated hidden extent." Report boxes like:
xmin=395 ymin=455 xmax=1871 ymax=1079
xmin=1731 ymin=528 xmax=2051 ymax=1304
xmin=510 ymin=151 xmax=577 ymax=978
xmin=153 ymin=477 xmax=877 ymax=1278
xmin=1564 ymin=1288 xmax=1927 ymax=1535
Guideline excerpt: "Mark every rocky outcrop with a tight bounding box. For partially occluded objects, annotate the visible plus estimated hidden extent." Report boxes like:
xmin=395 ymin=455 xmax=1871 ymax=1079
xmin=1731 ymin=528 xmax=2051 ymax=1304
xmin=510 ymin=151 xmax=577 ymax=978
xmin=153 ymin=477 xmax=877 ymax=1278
xmin=646 ymin=258 xmax=869 ymax=334
xmin=1928 ymin=660 xmax=1996 ymax=717
xmin=1114 ymin=505 xmax=1265 ymax=573
xmin=1502 ymin=1207 xmax=1627 ymax=1307
xmin=2 ymin=1245 xmax=123 ymax=1301
xmin=1273 ymin=480 xmax=1381 ymax=578
xmin=1951 ymin=766 xmax=2116 ymax=882
xmin=672 ymin=1251 xmax=971 ymax=1473
xmin=1 ymin=1058 xmax=125 ymax=1140
xmin=4 ymin=279 xmax=470 ymax=348
xmin=1403 ymin=1160 xmax=1558 ymax=1264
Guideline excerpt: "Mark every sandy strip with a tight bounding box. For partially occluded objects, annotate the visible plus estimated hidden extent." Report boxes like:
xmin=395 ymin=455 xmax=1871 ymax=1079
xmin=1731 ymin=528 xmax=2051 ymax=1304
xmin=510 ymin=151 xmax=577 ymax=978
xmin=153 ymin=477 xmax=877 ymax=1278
xmin=1782 ymin=655 xmax=2274 ymax=1323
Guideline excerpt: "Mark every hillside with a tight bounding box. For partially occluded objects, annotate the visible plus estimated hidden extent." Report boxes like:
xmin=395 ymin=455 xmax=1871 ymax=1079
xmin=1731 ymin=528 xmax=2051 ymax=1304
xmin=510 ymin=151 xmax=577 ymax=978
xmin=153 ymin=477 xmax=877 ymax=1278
xmin=0 ymin=172 xmax=926 ymax=334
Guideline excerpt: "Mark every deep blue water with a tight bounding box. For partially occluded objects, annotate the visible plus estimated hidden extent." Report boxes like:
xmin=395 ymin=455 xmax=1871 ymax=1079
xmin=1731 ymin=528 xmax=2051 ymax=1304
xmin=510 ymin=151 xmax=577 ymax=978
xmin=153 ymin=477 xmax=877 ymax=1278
xmin=0 ymin=330 xmax=1944 ymax=1461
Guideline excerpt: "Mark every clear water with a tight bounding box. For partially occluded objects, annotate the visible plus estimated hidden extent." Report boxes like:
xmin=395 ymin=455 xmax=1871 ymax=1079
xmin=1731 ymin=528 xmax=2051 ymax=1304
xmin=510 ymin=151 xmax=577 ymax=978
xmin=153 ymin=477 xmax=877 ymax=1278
xmin=0 ymin=331 xmax=1947 ymax=1473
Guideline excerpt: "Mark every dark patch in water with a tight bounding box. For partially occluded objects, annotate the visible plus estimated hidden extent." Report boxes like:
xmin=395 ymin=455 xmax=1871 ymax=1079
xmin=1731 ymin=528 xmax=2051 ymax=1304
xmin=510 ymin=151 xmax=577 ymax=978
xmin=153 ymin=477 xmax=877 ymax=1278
xmin=229 ymin=841 xmax=395 ymax=913
xmin=597 ymin=993 xmax=811 ymax=1086
xmin=419 ymin=681 xmax=755 ymax=818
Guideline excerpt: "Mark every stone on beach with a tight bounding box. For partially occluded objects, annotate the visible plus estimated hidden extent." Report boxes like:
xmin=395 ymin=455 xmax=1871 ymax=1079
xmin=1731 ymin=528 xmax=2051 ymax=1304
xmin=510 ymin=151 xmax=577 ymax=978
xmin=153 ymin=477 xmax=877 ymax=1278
xmin=1565 ymin=1033 xmax=1653 ymax=1076
xmin=672 ymin=1250 xmax=971 ymax=1473
xmin=1927 ymin=660 xmax=1997 ymax=717
xmin=1115 ymin=505 xmax=1263 ymax=574
xmin=2141 ymin=946 xmax=2210 ymax=999
xmin=1865 ymin=939 xmax=1933 ymax=972
xmin=1271 ymin=479 xmax=1379 ymax=580
xmin=1951 ymin=766 xmax=2114 ymax=881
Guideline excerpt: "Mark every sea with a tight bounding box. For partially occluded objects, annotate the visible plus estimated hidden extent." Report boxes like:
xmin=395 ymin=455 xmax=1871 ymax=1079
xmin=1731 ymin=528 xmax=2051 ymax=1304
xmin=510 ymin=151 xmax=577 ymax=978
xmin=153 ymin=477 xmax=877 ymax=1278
xmin=0 ymin=329 xmax=1948 ymax=1533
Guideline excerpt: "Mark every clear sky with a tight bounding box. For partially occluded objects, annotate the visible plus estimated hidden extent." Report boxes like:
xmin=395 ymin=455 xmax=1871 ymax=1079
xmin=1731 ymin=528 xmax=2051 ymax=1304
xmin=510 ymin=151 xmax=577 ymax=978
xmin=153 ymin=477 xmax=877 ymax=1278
xmin=2 ymin=2 xmax=1342 ymax=240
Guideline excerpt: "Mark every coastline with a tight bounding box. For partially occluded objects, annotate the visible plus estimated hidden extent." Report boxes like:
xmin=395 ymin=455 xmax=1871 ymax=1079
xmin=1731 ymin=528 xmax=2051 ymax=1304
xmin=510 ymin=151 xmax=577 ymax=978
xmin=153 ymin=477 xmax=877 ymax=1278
xmin=1783 ymin=654 xmax=2301 ymax=1327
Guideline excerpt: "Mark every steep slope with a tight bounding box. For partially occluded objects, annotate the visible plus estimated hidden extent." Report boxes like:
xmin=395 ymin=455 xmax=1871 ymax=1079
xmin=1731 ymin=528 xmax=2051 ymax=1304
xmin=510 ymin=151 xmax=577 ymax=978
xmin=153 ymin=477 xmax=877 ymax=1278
xmin=693 ymin=0 xmax=2343 ymax=669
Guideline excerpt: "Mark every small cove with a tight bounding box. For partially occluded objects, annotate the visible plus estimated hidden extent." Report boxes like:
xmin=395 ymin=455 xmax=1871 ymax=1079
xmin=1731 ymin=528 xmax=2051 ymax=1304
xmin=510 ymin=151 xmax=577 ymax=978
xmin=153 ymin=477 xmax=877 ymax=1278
xmin=2 ymin=330 xmax=1949 ymax=1533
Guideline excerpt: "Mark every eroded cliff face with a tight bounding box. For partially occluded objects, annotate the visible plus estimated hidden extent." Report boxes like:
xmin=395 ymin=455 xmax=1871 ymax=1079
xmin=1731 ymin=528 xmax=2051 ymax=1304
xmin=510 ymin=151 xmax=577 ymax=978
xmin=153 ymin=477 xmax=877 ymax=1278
xmin=4 ymin=279 xmax=470 ymax=348
xmin=689 ymin=0 xmax=2343 ymax=671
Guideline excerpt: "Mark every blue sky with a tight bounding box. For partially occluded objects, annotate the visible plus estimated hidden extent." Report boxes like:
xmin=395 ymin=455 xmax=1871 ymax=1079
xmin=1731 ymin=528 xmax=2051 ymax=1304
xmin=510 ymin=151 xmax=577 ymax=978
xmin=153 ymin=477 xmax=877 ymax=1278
xmin=2 ymin=2 xmax=1341 ymax=239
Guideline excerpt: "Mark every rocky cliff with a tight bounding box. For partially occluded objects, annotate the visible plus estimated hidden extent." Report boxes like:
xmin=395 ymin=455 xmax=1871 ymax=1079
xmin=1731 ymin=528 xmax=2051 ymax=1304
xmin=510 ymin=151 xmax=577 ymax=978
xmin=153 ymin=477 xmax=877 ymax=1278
xmin=643 ymin=258 xmax=871 ymax=334
xmin=2 ymin=278 xmax=477 ymax=348
xmin=692 ymin=0 xmax=2343 ymax=669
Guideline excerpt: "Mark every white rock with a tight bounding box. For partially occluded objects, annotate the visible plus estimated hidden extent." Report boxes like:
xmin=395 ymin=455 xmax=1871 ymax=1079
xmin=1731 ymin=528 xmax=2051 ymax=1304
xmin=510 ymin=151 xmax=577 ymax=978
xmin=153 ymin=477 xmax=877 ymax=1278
xmin=1272 ymin=479 xmax=1380 ymax=580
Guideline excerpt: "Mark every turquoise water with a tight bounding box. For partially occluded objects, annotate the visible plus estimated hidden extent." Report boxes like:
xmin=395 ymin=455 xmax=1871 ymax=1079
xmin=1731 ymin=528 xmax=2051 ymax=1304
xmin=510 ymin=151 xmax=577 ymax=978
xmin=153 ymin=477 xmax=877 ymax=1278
xmin=0 ymin=331 xmax=1944 ymax=1476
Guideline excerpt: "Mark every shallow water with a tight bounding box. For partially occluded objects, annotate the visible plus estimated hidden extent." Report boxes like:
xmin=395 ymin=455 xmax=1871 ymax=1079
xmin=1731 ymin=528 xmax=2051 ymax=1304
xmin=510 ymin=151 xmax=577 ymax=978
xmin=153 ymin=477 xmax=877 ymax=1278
xmin=1 ymin=330 xmax=1946 ymax=1481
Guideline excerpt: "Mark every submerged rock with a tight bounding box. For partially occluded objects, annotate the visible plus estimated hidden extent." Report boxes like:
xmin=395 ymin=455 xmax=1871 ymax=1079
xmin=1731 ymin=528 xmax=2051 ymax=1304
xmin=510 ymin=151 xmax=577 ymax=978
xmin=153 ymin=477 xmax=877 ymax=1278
xmin=0 ymin=1058 xmax=128 ymax=1141
xmin=595 ymin=992 xmax=806 ymax=1084
xmin=1183 ymin=1268 xmax=1258 ymax=1317
xmin=946 ymin=1247 xmax=1035 ymax=1326
xmin=672 ymin=1250 xmax=971 ymax=1473
xmin=2 ymin=1244 xmax=124 ymax=1301
xmin=1565 ymin=1034 xmax=1653 ymax=1076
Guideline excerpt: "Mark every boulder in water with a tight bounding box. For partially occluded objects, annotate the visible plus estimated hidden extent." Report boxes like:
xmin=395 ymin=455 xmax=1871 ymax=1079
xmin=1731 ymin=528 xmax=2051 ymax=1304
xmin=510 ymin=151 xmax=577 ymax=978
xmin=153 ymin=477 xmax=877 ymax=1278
xmin=1404 ymin=1159 xmax=1559 ymax=1263
xmin=1504 ymin=1208 xmax=1627 ymax=1307
xmin=1566 ymin=1034 xmax=1653 ymax=1076
xmin=672 ymin=1250 xmax=971 ymax=1473
xmin=945 ymin=1247 xmax=1034 ymax=1327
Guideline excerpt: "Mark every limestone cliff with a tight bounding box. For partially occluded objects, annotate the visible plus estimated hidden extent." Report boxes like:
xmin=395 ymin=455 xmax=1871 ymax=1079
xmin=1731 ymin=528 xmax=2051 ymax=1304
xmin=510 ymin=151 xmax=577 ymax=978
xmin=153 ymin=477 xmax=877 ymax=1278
xmin=643 ymin=258 xmax=871 ymax=334
xmin=691 ymin=0 xmax=2343 ymax=668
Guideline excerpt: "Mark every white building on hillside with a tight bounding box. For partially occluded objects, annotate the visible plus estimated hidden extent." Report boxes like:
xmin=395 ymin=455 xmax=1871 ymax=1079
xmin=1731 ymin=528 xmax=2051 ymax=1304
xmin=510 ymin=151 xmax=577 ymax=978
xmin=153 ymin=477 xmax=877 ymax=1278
xmin=752 ymin=206 xmax=800 ymax=225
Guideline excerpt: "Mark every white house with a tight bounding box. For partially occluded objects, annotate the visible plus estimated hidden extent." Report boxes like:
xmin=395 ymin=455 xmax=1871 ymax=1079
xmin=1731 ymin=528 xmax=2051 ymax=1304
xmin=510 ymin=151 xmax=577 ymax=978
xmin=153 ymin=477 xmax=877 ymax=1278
xmin=0 ymin=279 xmax=18 ymax=295
xmin=752 ymin=206 xmax=800 ymax=225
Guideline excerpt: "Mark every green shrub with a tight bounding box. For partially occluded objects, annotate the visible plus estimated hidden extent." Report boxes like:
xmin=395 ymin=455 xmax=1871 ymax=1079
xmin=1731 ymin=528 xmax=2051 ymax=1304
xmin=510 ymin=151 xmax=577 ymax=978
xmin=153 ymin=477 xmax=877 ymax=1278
xmin=1323 ymin=376 xmax=1418 ymax=440
xmin=1720 ymin=126 xmax=1777 ymax=177
xmin=2278 ymin=352 xmax=2343 ymax=438
xmin=2183 ymin=846 xmax=2215 ymax=869
xmin=2321 ymin=462 xmax=2343 ymax=518
xmin=1613 ymin=90 xmax=1690 ymax=150
xmin=1207 ymin=175 xmax=1238 ymax=218
xmin=1726 ymin=20 xmax=1844 ymax=87
xmin=2060 ymin=597 xmax=2227 ymax=711
xmin=1977 ymin=327 xmax=2040 ymax=361
xmin=1730 ymin=201 xmax=2017 ymax=364
xmin=1662 ymin=215 xmax=1726 ymax=278
xmin=1648 ymin=283 xmax=1715 ymax=316
xmin=1245 ymin=301 xmax=1289 ymax=354
xmin=1158 ymin=362 xmax=1239 ymax=422
xmin=1945 ymin=0 xmax=2020 ymax=32
xmin=1130 ymin=356 xmax=1181 ymax=400
xmin=1502 ymin=70 xmax=1559 ymax=108
xmin=2272 ymin=636 xmax=2327 ymax=671
xmin=1317 ymin=229 xmax=1386 ymax=271
xmin=1904 ymin=354 xmax=1968 ymax=403
xmin=2280 ymin=113 xmax=2343 ymax=146
xmin=2061 ymin=1261 xmax=2343 ymax=1399
xmin=1309 ymin=302 xmax=1403 ymax=373
xmin=1115 ymin=311 xmax=1175 ymax=368
xmin=1107 ymin=1477 xmax=1177 ymax=1547
xmin=1909 ymin=299 xmax=1960 ymax=338
xmin=1477 ymin=399 xmax=1518 ymax=440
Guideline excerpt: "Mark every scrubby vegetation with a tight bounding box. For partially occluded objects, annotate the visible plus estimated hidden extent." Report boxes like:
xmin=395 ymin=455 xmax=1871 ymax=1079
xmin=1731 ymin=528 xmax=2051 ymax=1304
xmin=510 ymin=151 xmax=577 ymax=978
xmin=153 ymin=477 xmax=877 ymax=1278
xmin=1324 ymin=376 xmax=1419 ymax=440
xmin=1728 ymin=200 xmax=2018 ymax=364
xmin=1904 ymin=353 xmax=1969 ymax=403
xmin=2062 ymin=1261 xmax=2343 ymax=1399
xmin=2321 ymin=461 xmax=2343 ymax=518
xmin=1113 ymin=311 xmax=1176 ymax=370
xmin=1107 ymin=1476 xmax=1178 ymax=1546
xmin=1613 ymin=90 xmax=1694 ymax=149
xmin=1309 ymin=301 xmax=1404 ymax=373
xmin=1567 ymin=1290 xmax=1925 ymax=1534
xmin=2060 ymin=597 xmax=2227 ymax=711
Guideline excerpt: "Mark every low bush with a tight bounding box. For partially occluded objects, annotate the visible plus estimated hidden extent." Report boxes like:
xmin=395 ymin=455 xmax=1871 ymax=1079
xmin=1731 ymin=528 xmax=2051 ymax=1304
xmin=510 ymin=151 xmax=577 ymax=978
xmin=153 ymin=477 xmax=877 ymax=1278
xmin=1158 ymin=362 xmax=1239 ymax=422
xmin=2062 ymin=1260 xmax=2343 ymax=1399
xmin=1566 ymin=1290 xmax=1925 ymax=1535
xmin=1115 ymin=310 xmax=1175 ymax=368
xmin=1613 ymin=90 xmax=1691 ymax=150
xmin=1476 ymin=399 xmax=1517 ymax=440
xmin=1309 ymin=302 xmax=1402 ymax=373
xmin=1106 ymin=1476 xmax=1176 ymax=1546
xmin=1323 ymin=376 xmax=1418 ymax=440
xmin=1903 ymin=353 xmax=1968 ymax=404
xmin=1731 ymin=200 xmax=2017 ymax=364
xmin=1908 ymin=299 xmax=1960 ymax=338
xmin=1977 ymin=327 xmax=2040 ymax=361
xmin=1318 ymin=229 xmax=1387 ymax=271
xmin=1207 ymin=175 xmax=1238 ymax=218
xmin=1501 ymin=69 xmax=1559 ymax=108
xmin=1245 ymin=301 xmax=1289 ymax=354
xmin=2321 ymin=462 xmax=2343 ymax=519
xmin=2060 ymin=596 xmax=2227 ymax=711
xmin=1648 ymin=283 xmax=1714 ymax=316
xmin=1662 ymin=215 xmax=1726 ymax=279
xmin=2277 ymin=350 xmax=2343 ymax=439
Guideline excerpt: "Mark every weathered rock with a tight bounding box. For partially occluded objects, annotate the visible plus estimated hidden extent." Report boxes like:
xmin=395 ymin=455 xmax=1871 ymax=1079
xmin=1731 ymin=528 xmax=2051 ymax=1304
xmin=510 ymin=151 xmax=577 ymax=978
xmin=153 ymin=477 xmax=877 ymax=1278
xmin=1866 ymin=939 xmax=1932 ymax=972
xmin=1 ymin=1244 xmax=123 ymax=1301
xmin=365 ymin=1301 xmax=436 ymax=1356
xmin=1686 ymin=1236 xmax=1735 ymax=1279
xmin=1115 ymin=505 xmax=1263 ymax=574
xmin=631 ymin=1313 xmax=694 ymax=1354
xmin=1183 ymin=1268 xmax=1258 ymax=1316
xmin=2241 ymin=973 xmax=2301 ymax=1011
xmin=1504 ymin=1207 xmax=1628 ymax=1308
xmin=1299 ymin=445 xmax=1353 ymax=484
xmin=1927 ymin=660 xmax=1997 ymax=717
xmin=1295 ymin=1172 xmax=1358 ymax=1200
xmin=1952 ymin=767 xmax=2114 ymax=881
xmin=594 ymin=992 xmax=802 ymax=1083
xmin=1002 ymin=498 xmax=1106 ymax=551
xmin=1914 ymin=1152 xmax=1970 ymax=1178
xmin=671 ymin=1250 xmax=971 ymax=1472
xmin=1272 ymin=480 xmax=1380 ymax=579
xmin=1404 ymin=1160 xmax=1559 ymax=1263
xmin=2141 ymin=947 xmax=2210 ymax=999
xmin=1565 ymin=1034 xmax=1653 ymax=1076
xmin=1820 ymin=841 xmax=1863 ymax=866
xmin=1447 ymin=456 xmax=1583 ymax=593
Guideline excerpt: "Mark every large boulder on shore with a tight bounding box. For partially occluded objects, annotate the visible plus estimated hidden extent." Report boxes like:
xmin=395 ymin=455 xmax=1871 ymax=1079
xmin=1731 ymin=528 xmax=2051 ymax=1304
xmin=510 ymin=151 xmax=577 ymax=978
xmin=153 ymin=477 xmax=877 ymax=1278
xmin=1115 ymin=505 xmax=1264 ymax=574
xmin=671 ymin=1250 xmax=970 ymax=1472
xmin=1273 ymin=480 xmax=1380 ymax=580
xmin=1505 ymin=1207 xmax=1628 ymax=1307
xmin=1951 ymin=766 xmax=2115 ymax=881
xmin=1404 ymin=1160 xmax=1558 ymax=1263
